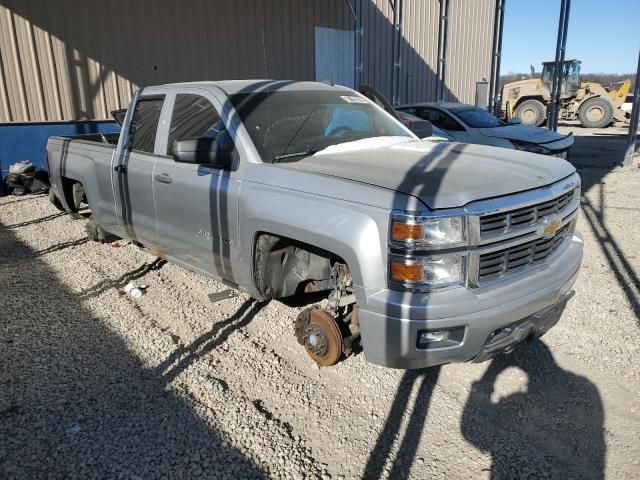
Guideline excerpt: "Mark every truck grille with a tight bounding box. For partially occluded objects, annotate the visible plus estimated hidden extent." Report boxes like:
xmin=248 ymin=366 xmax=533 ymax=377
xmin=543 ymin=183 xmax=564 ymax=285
xmin=478 ymin=223 xmax=571 ymax=281
xmin=480 ymin=188 xmax=576 ymax=235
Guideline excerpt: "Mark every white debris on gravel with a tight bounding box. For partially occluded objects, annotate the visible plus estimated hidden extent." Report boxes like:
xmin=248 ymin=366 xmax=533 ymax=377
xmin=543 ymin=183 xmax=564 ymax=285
xmin=1 ymin=165 xmax=639 ymax=479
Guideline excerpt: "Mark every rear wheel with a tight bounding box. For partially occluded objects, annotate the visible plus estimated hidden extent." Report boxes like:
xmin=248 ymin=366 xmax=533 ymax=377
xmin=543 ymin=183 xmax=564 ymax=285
xmin=49 ymin=191 xmax=64 ymax=211
xmin=72 ymin=183 xmax=86 ymax=210
xmin=85 ymin=215 xmax=119 ymax=243
xmin=514 ymin=99 xmax=546 ymax=126
xmin=578 ymin=97 xmax=613 ymax=128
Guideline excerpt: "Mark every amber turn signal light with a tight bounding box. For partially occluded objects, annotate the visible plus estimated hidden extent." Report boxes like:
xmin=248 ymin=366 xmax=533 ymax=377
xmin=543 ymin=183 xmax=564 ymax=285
xmin=391 ymin=222 xmax=424 ymax=241
xmin=390 ymin=261 xmax=423 ymax=283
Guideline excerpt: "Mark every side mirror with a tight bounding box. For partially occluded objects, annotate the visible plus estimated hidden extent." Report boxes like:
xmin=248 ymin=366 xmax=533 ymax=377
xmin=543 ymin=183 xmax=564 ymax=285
xmin=173 ymin=135 xmax=233 ymax=168
xmin=508 ymin=117 xmax=522 ymax=125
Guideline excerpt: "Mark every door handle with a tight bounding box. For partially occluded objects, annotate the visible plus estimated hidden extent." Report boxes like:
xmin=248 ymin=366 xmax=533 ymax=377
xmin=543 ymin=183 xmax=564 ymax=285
xmin=154 ymin=173 xmax=173 ymax=184
xmin=114 ymin=164 xmax=127 ymax=173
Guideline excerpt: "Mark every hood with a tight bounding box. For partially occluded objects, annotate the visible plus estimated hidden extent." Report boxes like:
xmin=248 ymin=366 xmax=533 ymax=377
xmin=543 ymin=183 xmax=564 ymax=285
xmin=277 ymin=140 xmax=575 ymax=209
xmin=478 ymin=124 xmax=566 ymax=144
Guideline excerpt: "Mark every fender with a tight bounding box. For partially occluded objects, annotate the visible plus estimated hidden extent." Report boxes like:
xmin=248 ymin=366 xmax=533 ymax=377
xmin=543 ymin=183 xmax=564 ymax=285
xmin=239 ymin=180 xmax=391 ymax=305
xmin=47 ymin=137 xmax=120 ymax=232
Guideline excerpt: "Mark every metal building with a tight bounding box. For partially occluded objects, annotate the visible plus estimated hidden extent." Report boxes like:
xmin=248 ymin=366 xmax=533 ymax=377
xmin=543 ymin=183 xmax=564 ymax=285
xmin=0 ymin=0 xmax=498 ymax=168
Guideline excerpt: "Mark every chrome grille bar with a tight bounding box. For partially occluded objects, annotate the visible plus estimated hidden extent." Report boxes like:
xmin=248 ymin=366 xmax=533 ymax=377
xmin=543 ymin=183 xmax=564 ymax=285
xmin=479 ymin=188 xmax=575 ymax=236
xmin=476 ymin=223 xmax=572 ymax=282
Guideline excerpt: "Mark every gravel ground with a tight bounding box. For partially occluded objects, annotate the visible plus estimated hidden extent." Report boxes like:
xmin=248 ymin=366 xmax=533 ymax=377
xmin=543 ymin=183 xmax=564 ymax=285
xmin=1 ymin=138 xmax=639 ymax=479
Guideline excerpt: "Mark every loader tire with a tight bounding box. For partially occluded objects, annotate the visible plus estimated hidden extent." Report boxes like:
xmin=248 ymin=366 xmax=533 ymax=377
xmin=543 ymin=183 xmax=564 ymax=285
xmin=578 ymin=97 xmax=613 ymax=128
xmin=514 ymin=99 xmax=546 ymax=126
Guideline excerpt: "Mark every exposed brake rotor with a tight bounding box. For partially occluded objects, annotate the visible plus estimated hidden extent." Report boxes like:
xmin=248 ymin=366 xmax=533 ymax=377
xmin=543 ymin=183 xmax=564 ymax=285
xmin=295 ymin=306 xmax=343 ymax=366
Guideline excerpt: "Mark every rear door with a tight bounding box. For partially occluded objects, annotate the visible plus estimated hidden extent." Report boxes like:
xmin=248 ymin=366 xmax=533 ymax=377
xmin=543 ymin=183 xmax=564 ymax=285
xmin=152 ymin=91 xmax=243 ymax=283
xmin=112 ymin=95 xmax=165 ymax=246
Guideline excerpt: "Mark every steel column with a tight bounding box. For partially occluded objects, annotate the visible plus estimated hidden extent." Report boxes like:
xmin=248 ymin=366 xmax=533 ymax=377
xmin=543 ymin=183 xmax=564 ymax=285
xmin=549 ymin=0 xmax=571 ymax=131
xmin=389 ymin=0 xmax=403 ymax=105
xmin=436 ymin=0 xmax=450 ymax=102
xmin=345 ymin=0 xmax=363 ymax=89
xmin=623 ymin=50 xmax=640 ymax=167
xmin=489 ymin=0 xmax=506 ymax=114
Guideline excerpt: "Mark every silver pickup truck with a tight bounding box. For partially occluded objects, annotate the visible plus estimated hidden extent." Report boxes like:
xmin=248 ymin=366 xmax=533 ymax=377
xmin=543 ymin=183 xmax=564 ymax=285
xmin=47 ymin=80 xmax=583 ymax=369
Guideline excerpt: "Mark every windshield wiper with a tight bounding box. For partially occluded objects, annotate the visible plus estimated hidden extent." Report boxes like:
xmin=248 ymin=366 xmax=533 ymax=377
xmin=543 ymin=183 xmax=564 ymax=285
xmin=271 ymin=149 xmax=318 ymax=163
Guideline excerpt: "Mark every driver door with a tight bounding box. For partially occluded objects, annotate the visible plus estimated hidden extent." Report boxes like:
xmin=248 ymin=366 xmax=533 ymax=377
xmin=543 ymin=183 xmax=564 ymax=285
xmin=152 ymin=91 xmax=242 ymax=283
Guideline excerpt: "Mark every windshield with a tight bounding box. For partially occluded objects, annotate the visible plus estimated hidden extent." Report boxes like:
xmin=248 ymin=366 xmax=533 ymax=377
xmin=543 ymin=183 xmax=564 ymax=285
xmin=449 ymin=107 xmax=505 ymax=128
xmin=229 ymin=90 xmax=413 ymax=162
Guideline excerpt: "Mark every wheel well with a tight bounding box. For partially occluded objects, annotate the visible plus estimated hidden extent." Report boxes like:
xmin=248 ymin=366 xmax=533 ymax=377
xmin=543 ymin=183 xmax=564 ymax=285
xmin=514 ymin=96 xmax=545 ymax=109
xmin=579 ymin=95 xmax=611 ymax=108
xmin=60 ymin=177 xmax=83 ymax=212
xmin=253 ymin=233 xmax=347 ymax=299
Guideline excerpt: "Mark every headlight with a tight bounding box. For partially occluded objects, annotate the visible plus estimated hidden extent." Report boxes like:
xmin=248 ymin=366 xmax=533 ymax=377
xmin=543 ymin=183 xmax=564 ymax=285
xmin=391 ymin=213 xmax=466 ymax=248
xmin=389 ymin=253 xmax=465 ymax=289
xmin=510 ymin=140 xmax=550 ymax=155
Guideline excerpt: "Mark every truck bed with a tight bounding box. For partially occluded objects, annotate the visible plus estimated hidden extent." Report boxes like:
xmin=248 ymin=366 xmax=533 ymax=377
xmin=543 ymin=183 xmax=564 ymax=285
xmin=46 ymin=134 xmax=121 ymax=231
xmin=54 ymin=132 xmax=120 ymax=145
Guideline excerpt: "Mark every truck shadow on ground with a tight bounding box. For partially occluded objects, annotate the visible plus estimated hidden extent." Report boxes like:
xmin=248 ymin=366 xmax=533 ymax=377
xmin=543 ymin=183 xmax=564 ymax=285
xmin=0 ymin=223 xmax=265 ymax=479
xmin=31 ymin=237 xmax=89 ymax=257
xmin=363 ymin=367 xmax=441 ymax=479
xmin=5 ymin=211 xmax=66 ymax=229
xmin=78 ymin=257 xmax=167 ymax=299
xmin=154 ymin=299 xmax=268 ymax=385
xmin=0 ymin=194 xmax=48 ymax=207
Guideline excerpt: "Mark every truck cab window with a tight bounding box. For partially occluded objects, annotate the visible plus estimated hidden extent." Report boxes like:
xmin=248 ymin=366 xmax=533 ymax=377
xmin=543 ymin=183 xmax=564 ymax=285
xmin=129 ymin=97 xmax=164 ymax=153
xmin=168 ymin=94 xmax=229 ymax=156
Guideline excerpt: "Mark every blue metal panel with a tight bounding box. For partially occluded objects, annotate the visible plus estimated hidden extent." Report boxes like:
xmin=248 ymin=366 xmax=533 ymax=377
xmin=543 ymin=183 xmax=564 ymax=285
xmin=0 ymin=121 xmax=119 ymax=174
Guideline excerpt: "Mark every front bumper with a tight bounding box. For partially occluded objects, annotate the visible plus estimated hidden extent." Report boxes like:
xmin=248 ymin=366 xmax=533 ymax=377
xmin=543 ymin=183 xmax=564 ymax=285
xmin=470 ymin=289 xmax=573 ymax=363
xmin=358 ymin=233 xmax=583 ymax=369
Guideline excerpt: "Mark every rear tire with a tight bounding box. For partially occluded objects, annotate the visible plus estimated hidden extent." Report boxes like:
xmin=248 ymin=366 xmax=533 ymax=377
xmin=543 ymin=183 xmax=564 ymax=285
xmin=49 ymin=191 xmax=64 ymax=211
xmin=85 ymin=215 xmax=119 ymax=243
xmin=514 ymin=99 xmax=546 ymax=126
xmin=72 ymin=183 xmax=85 ymax=210
xmin=578 ymin=97 xmax=613 ymax=128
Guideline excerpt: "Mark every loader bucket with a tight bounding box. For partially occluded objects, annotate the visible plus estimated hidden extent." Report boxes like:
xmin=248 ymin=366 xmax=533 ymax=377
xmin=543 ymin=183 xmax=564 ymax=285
xmin=609 ymin=79 xmax=631 ymax=107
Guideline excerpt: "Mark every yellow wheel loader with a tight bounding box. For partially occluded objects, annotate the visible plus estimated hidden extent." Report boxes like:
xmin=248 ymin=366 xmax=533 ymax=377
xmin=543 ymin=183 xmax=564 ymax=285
xmin=501 ymin=60 xmax=631 ymax=128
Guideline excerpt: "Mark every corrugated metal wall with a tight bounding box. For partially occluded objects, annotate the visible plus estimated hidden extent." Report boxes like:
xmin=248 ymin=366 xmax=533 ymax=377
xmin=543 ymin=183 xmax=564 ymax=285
xmin=0 ymin=0 xmax=351 ymax=122
xmin=400 ymin=0 xmax=441 ymax=104
xmin=446 ymin=0 xmax=496 ymax=103
xmin=359 ymin=0 xmax=496 ymax=104
xmin=0 ymin=0 xmax=495 ymax=123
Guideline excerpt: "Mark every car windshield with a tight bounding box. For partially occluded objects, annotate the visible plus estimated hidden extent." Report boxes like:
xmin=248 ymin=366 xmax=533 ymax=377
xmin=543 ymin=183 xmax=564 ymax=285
xmin=229 ymin=89 xmax=413 ymax=162
xmin=450 ymin=107 xmax=505 ymax=128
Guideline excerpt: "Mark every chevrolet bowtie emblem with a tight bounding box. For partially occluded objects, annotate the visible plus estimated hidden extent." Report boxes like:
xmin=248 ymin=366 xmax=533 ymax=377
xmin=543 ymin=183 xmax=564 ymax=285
xmin=539 ymin=218 xmax=561 ymax=238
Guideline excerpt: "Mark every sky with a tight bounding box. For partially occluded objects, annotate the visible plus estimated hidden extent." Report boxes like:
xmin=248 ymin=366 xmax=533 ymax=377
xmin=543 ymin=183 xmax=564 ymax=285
xmin=501 ymin=0 xmax=639 ymax=74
